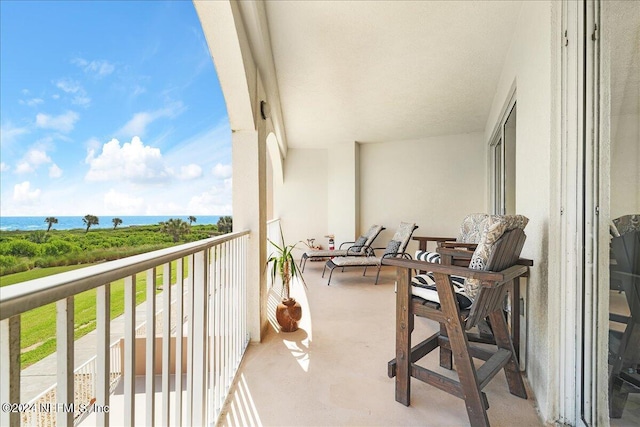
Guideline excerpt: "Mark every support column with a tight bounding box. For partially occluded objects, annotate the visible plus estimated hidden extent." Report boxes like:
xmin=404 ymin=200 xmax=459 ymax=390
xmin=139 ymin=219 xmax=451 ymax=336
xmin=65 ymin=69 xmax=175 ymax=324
xmin=328 ymin=142 xmax=360 ymax=242
xmin=233 ymin=129 xmax=267 ymax=342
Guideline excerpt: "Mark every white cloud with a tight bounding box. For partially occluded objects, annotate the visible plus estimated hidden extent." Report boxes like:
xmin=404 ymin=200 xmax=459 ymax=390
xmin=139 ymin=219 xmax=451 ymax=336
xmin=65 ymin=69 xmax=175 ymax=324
xmin=13 ymin=181 xmax=41 ymax=203
xmin=85 ymin=136 xmax=172 ymax=183
xmin=55 ymin=79 xmax=91 ymax=107
xmin=15 ymin=148 xmax=52 ymax=174
xmin=103 ymin=189 xmax=145 ymax=215
xmin=212 ymin=163 xmax=232 ymax=179
xmin=179 ymin=164 xmax=202 ymax=180
xmin=0 ymin=162 xmax=9 ymax=172
xmin=36 ymin=111 xmax=79 ymax=133
xmin=15 ymin=162 xmax=34 ymax=174
xmin=49 ymin=164 xmax=63 ymax=178
xmin=72 ymin=58 xmax=115 ymax=77
xmin=19 ymin=98 xmax=44 ymax=107
xmin=56 ymin=79 xmax=82 ymax=94
xmin=26 ymin=149 xmax=52 ymax=166
xmin=0 ymin=122 xmax=29 ymax=144
xmin=117 ymin=104 xmax=184 ymax=138
xmin=187 ymin=178 xmax=232 ymax=215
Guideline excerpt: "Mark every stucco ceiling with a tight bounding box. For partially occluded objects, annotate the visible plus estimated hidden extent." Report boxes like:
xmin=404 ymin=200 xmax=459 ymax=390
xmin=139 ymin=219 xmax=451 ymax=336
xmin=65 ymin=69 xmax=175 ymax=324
xmin=264 ymin=1 xmax=523 ymax=148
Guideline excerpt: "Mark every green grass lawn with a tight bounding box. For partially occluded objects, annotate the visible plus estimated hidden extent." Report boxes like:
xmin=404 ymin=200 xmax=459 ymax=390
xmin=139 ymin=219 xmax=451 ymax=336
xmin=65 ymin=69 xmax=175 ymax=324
xmin=2 ymin=263 xmax=179 ymax=368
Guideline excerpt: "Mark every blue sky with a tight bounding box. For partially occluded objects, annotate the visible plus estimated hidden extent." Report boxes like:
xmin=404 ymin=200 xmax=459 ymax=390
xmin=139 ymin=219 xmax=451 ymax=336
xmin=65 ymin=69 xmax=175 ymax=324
xmin=0 ymin=1 xmax=232 ymax=217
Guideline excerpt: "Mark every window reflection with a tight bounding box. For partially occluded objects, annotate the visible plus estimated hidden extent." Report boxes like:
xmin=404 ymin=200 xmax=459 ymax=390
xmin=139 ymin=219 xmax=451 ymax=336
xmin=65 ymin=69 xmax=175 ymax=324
xmin=606 ymin=1 xmax=640 ymax=424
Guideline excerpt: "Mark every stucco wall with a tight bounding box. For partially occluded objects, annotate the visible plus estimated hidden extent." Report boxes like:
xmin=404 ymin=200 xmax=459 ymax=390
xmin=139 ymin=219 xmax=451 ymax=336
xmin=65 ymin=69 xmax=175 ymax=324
xmin=277 ymin=148 xmax=329 ymax=252
xmin=327 ymin=143 xmax=360 ymax=245
xmin=611 ymin=113 xmax=640 ymax=217
xmin=484 ymin=1 xmax=556 ymax=422
xmin=359 ymin=133 xmax=486 ymax=255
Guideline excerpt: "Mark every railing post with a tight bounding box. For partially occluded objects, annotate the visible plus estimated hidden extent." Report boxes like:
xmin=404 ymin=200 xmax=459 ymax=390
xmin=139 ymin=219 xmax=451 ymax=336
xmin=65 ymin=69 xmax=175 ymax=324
xmin=96 ymin=284 xmax=111 ymax=426
xmin=124 ymin=275 xmax=136 ymax=425
xmin=0 ymin=316 xmax=20 ymax=427
xmin=175 ymin=257 xmax=184 ymax=426
xmin=192 ymin=249 xmax=209 ymax=425
xmin=186 ymin=254 xmax=195 ymax=426
xmin=57 ymin=297 xmax=74 ymax=427
xmin=162 ymin=262 xmax=172 ymax=426
xmin=146 ymin=268 xmax=156 ymax=426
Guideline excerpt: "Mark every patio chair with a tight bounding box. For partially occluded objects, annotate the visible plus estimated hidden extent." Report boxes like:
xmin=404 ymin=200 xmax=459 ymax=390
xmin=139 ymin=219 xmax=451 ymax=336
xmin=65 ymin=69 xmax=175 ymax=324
xmin=385 ymin=215 xmax=530 ymax=427
xmin=413 ymin=213 xmax=490 ymax=267
xmin=608 ymin=217 xmax=640 ymax=418
xmin=300 ymin=224 xmax=385 ymax=272
xmin=412 ymin=213 xmax=532 ymax=364
xmin=323 ymin=222 xmax=418 ymax=285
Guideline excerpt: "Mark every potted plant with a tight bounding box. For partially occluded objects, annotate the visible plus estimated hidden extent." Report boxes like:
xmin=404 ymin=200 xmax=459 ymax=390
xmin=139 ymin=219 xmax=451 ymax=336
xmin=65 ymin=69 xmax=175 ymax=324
xmin=267 ymin=227 xmax=306 ymax=332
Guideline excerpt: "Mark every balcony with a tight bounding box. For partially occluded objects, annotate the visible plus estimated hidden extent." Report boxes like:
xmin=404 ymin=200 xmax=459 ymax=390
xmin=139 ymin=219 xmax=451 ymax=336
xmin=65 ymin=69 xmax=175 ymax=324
xmin=216 ymin=260 xmax=542 ymax=427
xmin=1 ymin=225 xmax=542 ymax=426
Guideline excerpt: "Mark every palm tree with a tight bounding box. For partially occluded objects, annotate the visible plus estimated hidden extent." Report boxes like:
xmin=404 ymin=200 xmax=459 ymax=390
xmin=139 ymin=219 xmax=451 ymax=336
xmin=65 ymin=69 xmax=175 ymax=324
xmin=159 ymin=218 xmax=191 ymax=242
xmin=83 ymin=214 xmax=99 ymax=233
xmin=112 ymin=217 xmax=123 ymax=230
xmin=217 ymin=216 xmax=233 ymax=234
xmin=44 ymin=217 xmax=58 ymax=232
xmin=188 ymin=215 xmax=197 ymax=225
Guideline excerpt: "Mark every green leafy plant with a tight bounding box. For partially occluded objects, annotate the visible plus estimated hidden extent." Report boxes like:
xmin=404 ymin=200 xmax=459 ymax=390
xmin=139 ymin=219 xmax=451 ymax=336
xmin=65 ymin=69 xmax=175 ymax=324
xmin=266 ymin=226 xmax=306 ymax=300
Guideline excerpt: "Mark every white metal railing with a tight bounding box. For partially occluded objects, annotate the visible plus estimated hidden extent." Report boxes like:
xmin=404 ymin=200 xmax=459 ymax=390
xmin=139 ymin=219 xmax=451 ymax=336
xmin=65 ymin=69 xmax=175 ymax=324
xmin=21 ymin=338 xmax=123 ymax=427
xmin=0 ymin=231 xmax=250 ymax=426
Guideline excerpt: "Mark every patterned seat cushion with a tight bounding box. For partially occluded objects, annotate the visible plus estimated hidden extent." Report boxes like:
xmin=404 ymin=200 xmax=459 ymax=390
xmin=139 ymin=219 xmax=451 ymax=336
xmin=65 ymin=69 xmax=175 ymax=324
xmin=306 ymin=249 xmax=350 ymax=258
xmin=414 ymin=250 xmax=441 ymax=263
xmin=331 ymin=256 xmax=381 ymax=267
xmin=411 ymin=273 xmax=473 ymax=309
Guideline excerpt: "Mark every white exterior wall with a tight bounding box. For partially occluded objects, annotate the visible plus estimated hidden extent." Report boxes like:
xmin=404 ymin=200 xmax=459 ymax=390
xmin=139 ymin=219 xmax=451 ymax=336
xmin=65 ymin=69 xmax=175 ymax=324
xmin=327 ymin=142 xmax=360 ymax=245
xmin=359 ymin=133 xmax=486 ymax=255
xmin=484 ymin=1 xmax=557 ymax=422
xmin=276 ymin=148 xmax=329 ymax=252
xmin=611 ymin=113 xmax=640 ymax=217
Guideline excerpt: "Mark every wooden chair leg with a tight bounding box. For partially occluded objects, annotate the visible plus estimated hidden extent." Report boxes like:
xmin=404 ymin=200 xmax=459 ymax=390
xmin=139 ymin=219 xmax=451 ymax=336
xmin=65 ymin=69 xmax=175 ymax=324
xmin=439 ymin=323 xmax=453 ymax=369
xmin=488 ymin=310 xmax=527 ymax=398
xmin=445 ymin=315 xmax=490 ymax=427
xmin=434 ymin=272 xmax=489 ymax=427
xmin=395 ymin=267 xmax=413 ymax=406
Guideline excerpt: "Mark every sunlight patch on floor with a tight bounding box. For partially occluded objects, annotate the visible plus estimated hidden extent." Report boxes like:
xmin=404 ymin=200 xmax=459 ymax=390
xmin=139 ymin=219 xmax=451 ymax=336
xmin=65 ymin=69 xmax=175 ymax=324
xmin=223 ymin=374 xmax=263 ymax=427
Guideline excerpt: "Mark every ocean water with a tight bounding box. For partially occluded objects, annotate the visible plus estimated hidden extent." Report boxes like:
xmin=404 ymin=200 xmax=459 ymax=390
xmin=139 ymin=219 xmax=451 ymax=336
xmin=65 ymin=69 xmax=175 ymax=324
xmin=0 ymin=215 xmax=222 ymax=232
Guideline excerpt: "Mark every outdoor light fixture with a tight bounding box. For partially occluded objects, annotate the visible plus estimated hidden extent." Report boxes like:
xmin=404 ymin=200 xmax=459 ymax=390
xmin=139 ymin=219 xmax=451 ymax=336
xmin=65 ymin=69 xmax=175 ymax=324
xmin=260 ymin=100 xmax=271 ymax=120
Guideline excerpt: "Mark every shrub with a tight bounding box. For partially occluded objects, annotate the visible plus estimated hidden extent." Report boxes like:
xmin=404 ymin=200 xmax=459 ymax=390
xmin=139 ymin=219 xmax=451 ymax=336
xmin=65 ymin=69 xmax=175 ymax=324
xmin=28 ymin=231 xmax=50 ymax=244
xmin=0 ymin=242 xmax=11 ymax=256
xmin=8 ymin=240 xmax=40 ymax=257
xmin=0 ymin=255 xmax=18 ymax=268
xmin=41 ymin=240 xmax=81 ymax=257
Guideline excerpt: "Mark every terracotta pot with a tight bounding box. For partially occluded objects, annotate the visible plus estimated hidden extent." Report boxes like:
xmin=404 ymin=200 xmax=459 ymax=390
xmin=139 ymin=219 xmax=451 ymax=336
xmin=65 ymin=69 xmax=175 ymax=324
xmin=275 ymin=298 xmax=302 ymax=332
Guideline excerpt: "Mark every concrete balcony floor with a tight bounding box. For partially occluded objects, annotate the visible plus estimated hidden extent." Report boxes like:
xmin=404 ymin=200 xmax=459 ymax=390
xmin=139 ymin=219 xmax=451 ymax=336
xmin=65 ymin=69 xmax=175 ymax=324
xmin=219 ymin=261 xmax=544 ymax=427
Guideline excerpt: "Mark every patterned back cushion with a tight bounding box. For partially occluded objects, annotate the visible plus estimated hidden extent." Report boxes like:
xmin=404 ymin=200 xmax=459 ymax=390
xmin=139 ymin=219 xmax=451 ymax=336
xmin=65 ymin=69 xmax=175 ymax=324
xmin=464 ymin=215 xmax=529 ymax=299
xmin=348 ymin=235 xmax=369 ymax=254
xmin=457 ymin=213 xmax=490 ymax=243
xmin=363 ymin=225 xmax=384 ymax=248
xmin=383 ymin=240 xmax=402 ymax=257
xmin=391 ymin=222 xmax=417 ymax=253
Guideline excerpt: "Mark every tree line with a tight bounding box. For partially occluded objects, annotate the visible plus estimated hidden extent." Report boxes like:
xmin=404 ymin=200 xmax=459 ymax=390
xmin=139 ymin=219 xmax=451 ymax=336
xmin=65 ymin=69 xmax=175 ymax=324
xmin=44 ymin=215 xmax=232 ymax=234
xmin=1 ymin=216 xmax=233 ymax=276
